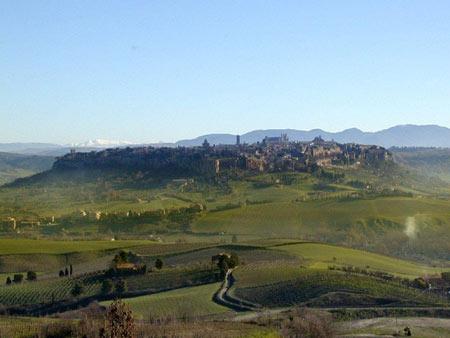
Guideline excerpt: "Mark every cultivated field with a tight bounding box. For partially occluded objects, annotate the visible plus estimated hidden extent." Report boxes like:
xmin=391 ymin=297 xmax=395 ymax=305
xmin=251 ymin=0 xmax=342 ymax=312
xmin=101 ymin=283 xmax=229 ymax=320
xmin=275 ymin=242 xmax=443 ymax=278
xmin=0 ymin=238 xmax=151 ymax=255
xmin=232 ymin=266 xmax=445 ymax=308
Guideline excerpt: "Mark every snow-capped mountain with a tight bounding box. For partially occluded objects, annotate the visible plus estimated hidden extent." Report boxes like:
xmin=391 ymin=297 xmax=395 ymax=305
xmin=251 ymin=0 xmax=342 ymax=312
xmin=69 ymin=139 xmax=136 ymax=148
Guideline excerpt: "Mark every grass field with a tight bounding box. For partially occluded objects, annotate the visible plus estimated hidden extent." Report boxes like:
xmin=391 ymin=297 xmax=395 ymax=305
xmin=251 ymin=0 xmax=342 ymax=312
xmin=275 ymin=243 xmax=443 ymax=278
xmin=337 ymin=317 xmax=450 ymax=338
xmin=0 ymin=316 xmax=279 ymax=338
xmin=0 ymin=316 xmax=63 ymax=338
xmin=101 ymin=283 xmax=229 ymax=320
xmin=0 ymin=239 xmax=151 ymax=255
xmin=192 ymin=194 xmax=450 ymax=262
xmin=193 ymin=196 xmax=450 ymax=236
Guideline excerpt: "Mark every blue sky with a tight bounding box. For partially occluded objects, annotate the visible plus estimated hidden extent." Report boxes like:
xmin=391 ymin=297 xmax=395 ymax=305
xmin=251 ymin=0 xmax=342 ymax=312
xmin=1 ymin=1 xmax=450 ymax=143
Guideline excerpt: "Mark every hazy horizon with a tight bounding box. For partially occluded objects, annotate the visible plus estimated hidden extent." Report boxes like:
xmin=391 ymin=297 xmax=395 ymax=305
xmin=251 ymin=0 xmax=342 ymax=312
xmin=0 ymin=123 xmax=449 ymax=146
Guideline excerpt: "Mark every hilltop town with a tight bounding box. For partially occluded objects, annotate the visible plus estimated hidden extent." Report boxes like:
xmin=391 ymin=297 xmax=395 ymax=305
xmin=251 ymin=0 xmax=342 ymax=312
xmin=53 ymin=135 xmax=392 ymax=178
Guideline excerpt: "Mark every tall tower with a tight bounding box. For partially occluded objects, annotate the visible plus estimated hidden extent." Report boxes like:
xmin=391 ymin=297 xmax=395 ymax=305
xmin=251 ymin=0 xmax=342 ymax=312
xmin=236 ymin=135 xmax=241 ymax=146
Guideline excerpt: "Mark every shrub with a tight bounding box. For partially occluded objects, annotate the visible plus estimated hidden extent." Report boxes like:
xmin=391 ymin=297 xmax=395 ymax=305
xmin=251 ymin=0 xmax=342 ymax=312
xmin=155 ymin=258 xmax=163 ymax=270
xmin=13 ymin=274 xmax=23 ymax=283
xmin=280 ymin=307 xmax=335 ymax=338
xmin=442 ymin=272 xmax=450 ymax=282
xmin=71 ymin=282 xmax=84 ymax=298
xmin=413 ymin=277 xmax=428 ymax=289
xmin=115 ymin=279 xmax=127 ymax=294
xmin=5 ymin=277 xmax=11 ymax=285
xmin=40 ymin=323 xmax=74 ymax=338
xmin=101 ymin=279 xmax=113 ymax=294
xmin=26 ymin=271 xmax=37 ymax=281
xmin=100 ymin=299 xmax=135 ymax=338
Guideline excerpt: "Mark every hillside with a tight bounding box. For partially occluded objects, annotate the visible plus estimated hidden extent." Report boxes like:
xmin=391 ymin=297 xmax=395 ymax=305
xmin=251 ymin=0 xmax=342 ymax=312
xmin=8 ymin=137 xmax=393 ymax=187
xmin=1 ymin=143 xmax=449 ymax=334
xmin=0 ymin=152 xmax=54 ymax=185
xmin=1 ymin=139 xmax=449 ymax=263
xmin=392 ymin=147 xmax=450 ymax=183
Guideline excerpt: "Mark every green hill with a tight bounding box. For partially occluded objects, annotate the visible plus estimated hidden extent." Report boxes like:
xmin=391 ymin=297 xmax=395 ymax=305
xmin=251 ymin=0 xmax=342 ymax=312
xmin=0 ymin=152 xmax=54 ymax=185
xmin=101 ymin=283 xmax=229 ymax=320
xmin=392 ymin=147 xmax=450 ymax=183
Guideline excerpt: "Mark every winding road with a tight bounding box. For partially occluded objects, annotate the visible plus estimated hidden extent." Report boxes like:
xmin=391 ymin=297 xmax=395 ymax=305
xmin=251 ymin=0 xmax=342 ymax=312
xmin=213 ymin=269 xmax=261 ymax=312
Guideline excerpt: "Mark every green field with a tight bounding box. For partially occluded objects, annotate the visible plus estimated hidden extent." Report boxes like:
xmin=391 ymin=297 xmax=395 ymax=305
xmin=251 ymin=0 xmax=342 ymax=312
xmin=192 ymin=194 xmax=450 ymax=262
xmin=0 ymin=239 xmax=151 ymax=255
xmin=275 ymin=243 xmax=443 ymax=278
xmin=101 ymin=283 xmax=229 ymax=320
xmin=194 ymin=197 xmax=450 ymax=236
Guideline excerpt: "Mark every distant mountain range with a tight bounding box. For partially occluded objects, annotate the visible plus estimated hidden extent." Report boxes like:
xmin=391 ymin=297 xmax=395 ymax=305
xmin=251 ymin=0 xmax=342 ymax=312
xmin=176 ymin=125 xmax=450 ymax=148
xmin=2 ymin=125 xmax=450 ymax=156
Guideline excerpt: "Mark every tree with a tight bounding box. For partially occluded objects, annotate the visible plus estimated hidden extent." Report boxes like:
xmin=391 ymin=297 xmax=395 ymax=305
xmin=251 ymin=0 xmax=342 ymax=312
xmin=115 ymin=279 xmax=127 ymax=294
xmin=413 ymin=277 xmax=427 ymax=289
xmin=13 ymin=274 xmax=23 ymax=283
xmin=71 ymin=282 xmax=84 ymax=298
xmin=155 ymin=258 xmax=163 ymax=270
xmin=59 ymin=270 xmax=65 ymax=277
xmin=202 ymin=139 xmax=210 ymax=149
xmin=213 ymin=252 xmax=239 ymax=279
xmin=118 ymin=250 xmax=128 ymax=263
xmin=6 ymin=277 xmax=11 ymax=285
xmin=69 ymin=264 xmax=73 ymax=276
xmin=404 ymin=327 xmax=412 ymax=336
xmin=100 ymin=299 xmax=135 ymax=338
xmin=26 ymin=271 xmax=37 ymax=281
xmin=65 ymin=267 xmax=69 ymax=276
xmin=218 ymin=257 xmax=229 ymax=273
xmin=228 ymin=252 xmax=239 ymax=268
xmin=101 ymin=279 xmax=113 ymax=294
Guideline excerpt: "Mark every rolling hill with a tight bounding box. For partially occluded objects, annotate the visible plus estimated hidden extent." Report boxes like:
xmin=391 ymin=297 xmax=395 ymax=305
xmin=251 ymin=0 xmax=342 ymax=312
xmin=392 ymin=147 xmax=450 ymax=183
xmin=0 ymin=152 xmax=54 ymax=185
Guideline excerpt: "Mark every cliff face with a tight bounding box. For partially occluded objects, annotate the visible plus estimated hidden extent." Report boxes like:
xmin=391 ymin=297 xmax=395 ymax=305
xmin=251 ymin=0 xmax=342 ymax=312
xmin=51 ymin=139 xmax=391 ymax=179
